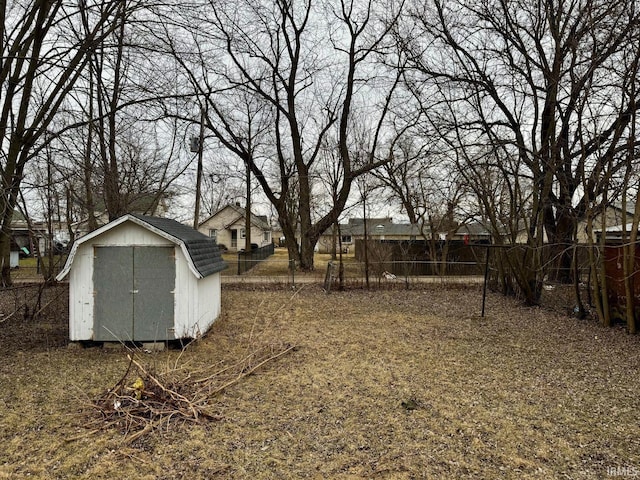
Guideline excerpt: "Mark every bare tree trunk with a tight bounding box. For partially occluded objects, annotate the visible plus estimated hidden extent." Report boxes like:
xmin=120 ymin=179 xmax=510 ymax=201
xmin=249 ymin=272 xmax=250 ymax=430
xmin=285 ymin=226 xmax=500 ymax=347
xmin=194 ymin=107 xmax=205 ymax=229
xmin=623 ymin=111 xmax=639 ymax=334
xmin=331 ymin=223 xmax=337 ymax=261
xmin=587 ymin=242 xmax=605 ymax=323
xmin=572 ymin=243 xmax=586 ymax=319
xmin=337 ymin=222 xmax=344 ymax=290
xmin=598 ymin=199 xmax=612 ymax=327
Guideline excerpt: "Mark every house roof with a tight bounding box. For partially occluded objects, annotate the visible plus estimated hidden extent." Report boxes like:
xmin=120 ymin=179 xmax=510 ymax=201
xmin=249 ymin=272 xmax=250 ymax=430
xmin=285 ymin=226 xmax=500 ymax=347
xmin=328 ymin=218 xmax=492 ymax=238
xmin=56 ymin=214 xmax=227 ymax=281
xmin=339 ymin=219 xmax=420 ymax=236
xmin=200 ymin=204 xmax=271 ymax=231
xmin=594 ymin=222 xmax=640 ymax=240
xmin=599 ymin=223 xmax=636 ymax=233
xmin=610 ymin=200 xmax=636 ymax=215
xmin=348 ymin=217 xmax=393 ymax=226
xmin=454 ymin=221 xmax=492 ymax=237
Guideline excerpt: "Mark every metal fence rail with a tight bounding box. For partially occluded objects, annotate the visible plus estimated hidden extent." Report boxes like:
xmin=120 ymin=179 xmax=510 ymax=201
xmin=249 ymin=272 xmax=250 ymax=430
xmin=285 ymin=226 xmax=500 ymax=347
xmin=236 ymin=243 xmax=275 ymax=275
xmin=29 ymin=252 xmax=484 ymax=288
xmin=222 ymin=258 xmax=485 ymax=287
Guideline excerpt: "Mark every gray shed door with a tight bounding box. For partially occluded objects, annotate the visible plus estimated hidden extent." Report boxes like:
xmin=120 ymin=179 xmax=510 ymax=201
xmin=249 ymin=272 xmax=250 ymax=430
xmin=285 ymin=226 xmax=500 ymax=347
xmin=93 ymin=246 xmax=175 ymax=342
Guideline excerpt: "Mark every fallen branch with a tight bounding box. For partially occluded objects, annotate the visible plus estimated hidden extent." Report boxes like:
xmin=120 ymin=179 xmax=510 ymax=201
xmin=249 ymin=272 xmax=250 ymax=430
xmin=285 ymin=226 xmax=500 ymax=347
xmin=129 ymin=356 xmax=200 ymax=421
xmin=0 ymin=306 xmax=24 ymax=324
xmin=80 ymin=341 xmax=296 ymax=443
xmin=207 ymin=344 xmax=296 ymax=396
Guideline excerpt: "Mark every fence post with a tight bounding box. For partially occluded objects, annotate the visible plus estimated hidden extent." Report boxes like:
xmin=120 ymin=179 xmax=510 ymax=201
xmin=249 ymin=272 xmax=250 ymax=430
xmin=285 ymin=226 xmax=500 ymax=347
xmin=289 ymin=258 xmax=295 ymax=286
xmin=324 ymin=261 xmax=334 ymax=292
xmin=481 ymin=246 xmax=491 ymax=317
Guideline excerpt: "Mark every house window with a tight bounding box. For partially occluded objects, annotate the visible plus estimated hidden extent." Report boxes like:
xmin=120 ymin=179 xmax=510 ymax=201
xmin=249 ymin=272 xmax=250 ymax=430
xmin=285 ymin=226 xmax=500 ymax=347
xmin=240 ymin=228 xmax=246 ymax=239
xmin=263 ymin=231 xmax=271 ymax=242
xmin=209 ymin=229 xmax=217 ymax=242
xmin=341 ymin=235 xmax=352 ymax=244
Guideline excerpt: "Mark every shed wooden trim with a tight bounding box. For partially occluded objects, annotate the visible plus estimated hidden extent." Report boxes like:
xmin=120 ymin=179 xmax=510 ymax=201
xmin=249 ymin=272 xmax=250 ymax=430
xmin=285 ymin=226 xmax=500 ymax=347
xmin=56 ymin=214 xmax=225 ymax=281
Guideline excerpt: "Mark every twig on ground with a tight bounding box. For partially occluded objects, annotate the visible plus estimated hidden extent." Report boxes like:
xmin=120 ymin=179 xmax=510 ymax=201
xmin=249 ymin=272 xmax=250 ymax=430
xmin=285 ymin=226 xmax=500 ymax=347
xmin=81 ymin=341 xmax=296 ymax=443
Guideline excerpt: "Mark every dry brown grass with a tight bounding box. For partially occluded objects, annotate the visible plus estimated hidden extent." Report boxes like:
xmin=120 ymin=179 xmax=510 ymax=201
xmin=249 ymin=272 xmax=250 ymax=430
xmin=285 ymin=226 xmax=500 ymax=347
xmin=1 ymin=284 xmax=640 ymax=479
xmin=222 ymin=248 xmax=362 ymax=280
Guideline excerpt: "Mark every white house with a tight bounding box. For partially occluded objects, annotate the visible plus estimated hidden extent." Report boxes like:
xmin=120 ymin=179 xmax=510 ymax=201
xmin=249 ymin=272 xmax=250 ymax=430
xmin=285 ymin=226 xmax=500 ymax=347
xmin=56 ymin=214 xmax=227 ymax=343
xmin=198 ymin=203 xmax=272 ymax=252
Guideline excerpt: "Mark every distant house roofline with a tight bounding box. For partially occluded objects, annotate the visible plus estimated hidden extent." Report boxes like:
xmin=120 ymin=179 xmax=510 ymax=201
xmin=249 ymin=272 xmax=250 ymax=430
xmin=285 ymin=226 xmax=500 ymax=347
xmin=199 ymin=203 xmax=271 ymax=231
xmin=325 ymin=217 xmax=491 ymax=238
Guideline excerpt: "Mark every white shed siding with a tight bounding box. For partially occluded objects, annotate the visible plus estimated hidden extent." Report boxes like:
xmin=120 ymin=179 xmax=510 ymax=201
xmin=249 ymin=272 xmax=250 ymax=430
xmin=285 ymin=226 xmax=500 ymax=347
xmin=174 ymin=246 xmax=195 ymax=336
xmin=196 ymin=274 xmax=221 ymax=336
xmin=175 ymin=275 xmax=220 ymax=338
xmin=173 ymin=256 xmax=220 ymax=338
xmin=68 ymin=247 xmax=94 ymax=341
xmin=90 ymin=222 xmax=173 ymax=247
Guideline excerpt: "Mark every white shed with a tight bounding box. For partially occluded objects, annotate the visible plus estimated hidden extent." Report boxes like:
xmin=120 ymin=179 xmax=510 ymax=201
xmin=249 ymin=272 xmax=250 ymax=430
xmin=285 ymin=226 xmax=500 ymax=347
xmin=56 ymin=214 xmax=227 ymax=343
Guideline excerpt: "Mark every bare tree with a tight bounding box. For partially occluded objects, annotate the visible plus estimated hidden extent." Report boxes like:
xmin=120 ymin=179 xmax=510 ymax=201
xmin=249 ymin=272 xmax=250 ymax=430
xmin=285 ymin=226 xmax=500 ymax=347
xmin=375 ymin=136 xmax=427 ymax=224
xmin=158 ymin=0 xmax=407 ymax=269
xmin=34 ymin=1 xmax=195 ymax=237
xmin=82 ymin=1 xmax=190 ymax=222
xmin=375 ymin=133 xmax=471 ymax=275
xmin=402 ymin=0 xmax=640 ymax=300
xmin=606 ymin=40 xmax=640 ymax=331
xmin=0 ymin=1 xmax=127 ymax=285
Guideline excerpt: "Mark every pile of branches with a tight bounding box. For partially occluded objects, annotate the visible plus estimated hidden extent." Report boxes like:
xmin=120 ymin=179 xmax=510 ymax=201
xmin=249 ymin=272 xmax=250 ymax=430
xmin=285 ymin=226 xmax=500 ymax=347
xmin=86 ymin=342 xmax=295 ymax=443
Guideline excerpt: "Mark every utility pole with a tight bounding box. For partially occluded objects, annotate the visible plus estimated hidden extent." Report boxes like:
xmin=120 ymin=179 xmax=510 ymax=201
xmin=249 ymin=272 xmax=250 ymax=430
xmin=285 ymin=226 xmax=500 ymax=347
xmin=46 ymin=138 xmax=54 ymax=281
xmin=363 ymin=189 xmax=369 ymax=289
xmin=245 ymin=161 xmax=252 ymax=251
xmin=192 ymin=107 xmax=205 ymax=230
xmin=359 ymin=175 xmax=370 ymax=289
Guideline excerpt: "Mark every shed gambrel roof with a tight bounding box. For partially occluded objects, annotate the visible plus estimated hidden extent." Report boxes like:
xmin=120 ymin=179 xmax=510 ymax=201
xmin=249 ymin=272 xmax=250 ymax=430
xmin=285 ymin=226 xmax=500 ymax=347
xmin=56 ymin=214 xmax=227 ymax=281
xmin=130 ymin=214 xmax=227 ymax=277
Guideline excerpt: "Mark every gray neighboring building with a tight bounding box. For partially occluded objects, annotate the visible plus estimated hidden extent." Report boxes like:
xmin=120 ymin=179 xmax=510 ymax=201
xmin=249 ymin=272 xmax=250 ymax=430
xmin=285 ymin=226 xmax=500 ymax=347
xmin=317 ymin=218 xmax=421 ymax=254
xmin=317 ymin=218 xmax=492 ymax=254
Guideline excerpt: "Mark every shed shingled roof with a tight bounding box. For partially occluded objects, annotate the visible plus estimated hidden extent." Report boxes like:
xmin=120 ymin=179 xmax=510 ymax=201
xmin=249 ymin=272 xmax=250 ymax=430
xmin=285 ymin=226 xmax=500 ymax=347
xmin=131 ymin=214 xmax=227 ymax=277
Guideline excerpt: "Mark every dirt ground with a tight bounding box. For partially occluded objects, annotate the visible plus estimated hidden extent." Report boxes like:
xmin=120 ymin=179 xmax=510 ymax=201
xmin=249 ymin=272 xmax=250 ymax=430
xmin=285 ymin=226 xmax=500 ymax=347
xmin=1 ymin=283 xmax=639 ymax=479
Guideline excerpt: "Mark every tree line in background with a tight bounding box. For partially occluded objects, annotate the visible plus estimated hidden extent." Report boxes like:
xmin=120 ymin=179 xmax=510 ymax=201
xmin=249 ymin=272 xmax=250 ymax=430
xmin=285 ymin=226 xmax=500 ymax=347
xmin=2 ymin=0 xmax=639 ymax=330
